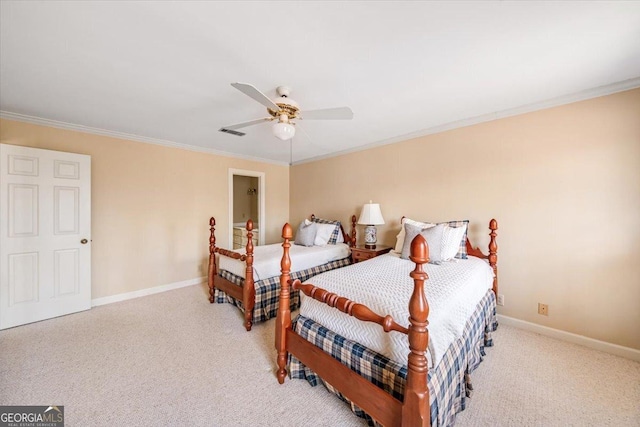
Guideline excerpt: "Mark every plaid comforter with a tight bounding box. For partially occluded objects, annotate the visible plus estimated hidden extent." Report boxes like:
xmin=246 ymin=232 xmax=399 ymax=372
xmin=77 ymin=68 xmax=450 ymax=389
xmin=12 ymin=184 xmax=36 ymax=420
xmin=214 ymin=256 xmax=352 ymax=323
xmin=289 ymin=290 xmax=497 ymax=426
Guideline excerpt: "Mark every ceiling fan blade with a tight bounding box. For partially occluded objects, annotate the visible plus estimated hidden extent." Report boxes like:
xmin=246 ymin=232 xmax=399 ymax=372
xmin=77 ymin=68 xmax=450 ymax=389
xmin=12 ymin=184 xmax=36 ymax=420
xmin=299 ymin=107 xmax=354 ymax=120
xmin=219 ymin=118 xmax=271 ymax=136
xmin=231 ymin=83 xmax=280 ymax=111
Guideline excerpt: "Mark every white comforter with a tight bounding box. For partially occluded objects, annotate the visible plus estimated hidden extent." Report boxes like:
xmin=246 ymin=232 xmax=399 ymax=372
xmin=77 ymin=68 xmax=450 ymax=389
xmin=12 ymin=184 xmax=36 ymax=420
xmin=218 ymin=243 xmax=351 ymax=281
xmin=299 ymin=253 xmax=494 ymax=367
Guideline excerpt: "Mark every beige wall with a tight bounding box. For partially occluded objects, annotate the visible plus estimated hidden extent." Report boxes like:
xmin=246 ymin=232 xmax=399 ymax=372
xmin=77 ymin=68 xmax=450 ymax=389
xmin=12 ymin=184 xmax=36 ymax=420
xmin=290 ymin=89 xmax=640 ymax=350
xmin=0 ymin=119 xmax=289 ymax=299
xmin=2 ymin=89 xmax=637 ymax=350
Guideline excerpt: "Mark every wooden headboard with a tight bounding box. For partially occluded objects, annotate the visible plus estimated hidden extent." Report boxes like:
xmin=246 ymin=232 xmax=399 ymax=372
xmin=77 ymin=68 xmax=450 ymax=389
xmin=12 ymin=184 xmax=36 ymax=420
xmin=400 ymin=216 xmax=498 ymax=295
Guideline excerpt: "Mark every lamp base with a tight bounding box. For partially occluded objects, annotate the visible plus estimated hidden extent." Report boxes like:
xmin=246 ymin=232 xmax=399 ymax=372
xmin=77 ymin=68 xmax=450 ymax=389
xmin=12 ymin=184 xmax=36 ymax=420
xmin=364 ymin=225 xmax=377 ymax=249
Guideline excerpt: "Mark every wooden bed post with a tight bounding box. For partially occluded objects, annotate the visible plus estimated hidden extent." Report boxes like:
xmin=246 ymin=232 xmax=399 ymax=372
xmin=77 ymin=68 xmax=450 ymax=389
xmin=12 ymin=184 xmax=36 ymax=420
xmin=276 ymin=223 xmax=293 ymax=384
xmin=350 ymin=214 xmax=357 ymax=247
xmin=403 ymin=235 xmax=431 ymax=427
xmin=208 ymin=217 xmax=217 ymax=303
xmin=243 ymin=219 xmax=255 ymax=331
xmin=488 ymin=219 xmax=498 ymax=296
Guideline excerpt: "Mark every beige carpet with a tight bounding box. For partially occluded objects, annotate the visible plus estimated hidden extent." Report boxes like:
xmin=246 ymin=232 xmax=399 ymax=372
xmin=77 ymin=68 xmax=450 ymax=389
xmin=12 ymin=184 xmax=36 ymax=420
xmin=1 ymin=284 xmax=638 ymax=426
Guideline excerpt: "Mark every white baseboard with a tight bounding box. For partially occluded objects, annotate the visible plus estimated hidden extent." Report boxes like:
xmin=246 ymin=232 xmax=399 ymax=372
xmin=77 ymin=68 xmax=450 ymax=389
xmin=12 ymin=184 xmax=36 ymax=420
xmin=497 ymin=314 xmax=640 ymax=362
xmin=91 ymin=277 xmax=205 ymax=307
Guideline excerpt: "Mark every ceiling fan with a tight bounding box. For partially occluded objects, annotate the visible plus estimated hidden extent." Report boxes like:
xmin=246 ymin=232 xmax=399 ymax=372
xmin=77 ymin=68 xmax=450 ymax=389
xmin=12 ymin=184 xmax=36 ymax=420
xmin=219 ymin=83 xmax=353 ymax=141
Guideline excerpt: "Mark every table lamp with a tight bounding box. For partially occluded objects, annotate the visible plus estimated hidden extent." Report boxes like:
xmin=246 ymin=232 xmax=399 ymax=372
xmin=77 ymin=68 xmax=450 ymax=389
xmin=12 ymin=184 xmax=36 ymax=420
xmin=358 ymin=201 xmax=385 ymax=249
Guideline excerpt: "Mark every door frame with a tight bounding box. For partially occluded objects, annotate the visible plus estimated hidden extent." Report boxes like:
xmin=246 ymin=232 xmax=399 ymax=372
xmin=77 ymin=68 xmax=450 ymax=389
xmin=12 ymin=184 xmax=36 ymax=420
xmin=228 ymin=168 xmax=265 ymax=248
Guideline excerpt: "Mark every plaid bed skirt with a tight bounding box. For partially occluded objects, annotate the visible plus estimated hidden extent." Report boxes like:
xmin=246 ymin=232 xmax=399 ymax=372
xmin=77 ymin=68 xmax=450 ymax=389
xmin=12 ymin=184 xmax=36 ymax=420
xmin=214 ymin=256 xmax=352 ymax=323
xmin=289 ymin=290 xmax=498 ymax=426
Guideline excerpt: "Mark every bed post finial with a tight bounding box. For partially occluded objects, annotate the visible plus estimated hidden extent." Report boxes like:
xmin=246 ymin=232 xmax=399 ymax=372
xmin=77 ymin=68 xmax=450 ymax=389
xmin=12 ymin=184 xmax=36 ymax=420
xmin=243 ymin=219 xmax=255 ymax=331
xmin=209 ymin=217 xmax=216 ymax=255
xmin=208 ymin=217 xmax=217 ymax=303
xmin=489 ymin=219 xmax=498 ymax=296
xmin=350 ymin=214 xmax=357 ymax=247
xmin=276 ymin=223 xmax=293 ymax=384
xmin=403 ymin=234 xmax=431 ymax=426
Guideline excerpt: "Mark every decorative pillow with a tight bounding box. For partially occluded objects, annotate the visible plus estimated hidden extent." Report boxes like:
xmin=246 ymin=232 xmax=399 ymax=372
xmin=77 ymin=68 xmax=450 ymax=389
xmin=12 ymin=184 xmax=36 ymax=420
xmin=395 ymin=217 xmax=469 ymax=259
xmin=393 ymin=218 xmax=434 ymax=253
xmin=311 ymin=217 xmax=342 ymax=245
xmin=294 ymin=220 xmax=317 ymax=247
xmin=400 ymin=222 xmax=445 ymax=264
xmin=441 ymin=224 xmax=467 ymax=260
xmin=314 ymin=223 xmax=338 ymax=246
xmin=441 ymin=220 xmax=469 ymax=259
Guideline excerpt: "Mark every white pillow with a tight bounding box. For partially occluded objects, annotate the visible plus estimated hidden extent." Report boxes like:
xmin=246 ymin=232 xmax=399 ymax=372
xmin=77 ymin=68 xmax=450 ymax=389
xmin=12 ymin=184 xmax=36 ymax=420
xmin=314 ymin=223 xmax=337 ymax=246
xmin=401 ymin=223 xmax=446 ymax=263
xmin=393 ymin=218 xmax=434 ymax=253
xmin=294 ymin=221 xmax=317 ymax=247
xmin=441 ymin=224 xmax=467 ymax=260
xmin=335 ymin=227 xmax=345 ymax=244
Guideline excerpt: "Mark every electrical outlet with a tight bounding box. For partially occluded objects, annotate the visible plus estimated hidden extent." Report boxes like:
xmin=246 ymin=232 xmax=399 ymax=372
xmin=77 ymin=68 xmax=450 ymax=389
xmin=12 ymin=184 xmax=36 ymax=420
xmin=497 ymin=294 xmax=505 ymax=306
xmin=538 ymin=303 xmax=549 ymax=316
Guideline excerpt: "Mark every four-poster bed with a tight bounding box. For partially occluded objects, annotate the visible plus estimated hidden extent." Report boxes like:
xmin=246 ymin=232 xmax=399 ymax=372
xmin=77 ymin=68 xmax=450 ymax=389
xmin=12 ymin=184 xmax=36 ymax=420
xmin=207 ymin=214 xmax=357 ymax=331
xmin=275 ymin=219 xmax=498 ymax=426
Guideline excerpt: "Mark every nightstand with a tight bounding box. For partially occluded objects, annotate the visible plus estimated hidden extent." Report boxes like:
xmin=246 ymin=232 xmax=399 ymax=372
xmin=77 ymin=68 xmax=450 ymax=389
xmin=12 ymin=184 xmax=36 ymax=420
xmin=351 ymin=245 xmax=393 ymax=263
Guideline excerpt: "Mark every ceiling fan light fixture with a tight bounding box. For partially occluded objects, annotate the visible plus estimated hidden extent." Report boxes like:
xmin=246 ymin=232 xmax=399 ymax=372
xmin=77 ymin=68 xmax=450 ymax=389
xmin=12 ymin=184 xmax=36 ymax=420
xmin=273 ymin=96 xmax=298 ymax=109
xmin=222 ymin=83 xmax=352 ymax=144
xmin=272 ymin=121 xmax=296 ymax=141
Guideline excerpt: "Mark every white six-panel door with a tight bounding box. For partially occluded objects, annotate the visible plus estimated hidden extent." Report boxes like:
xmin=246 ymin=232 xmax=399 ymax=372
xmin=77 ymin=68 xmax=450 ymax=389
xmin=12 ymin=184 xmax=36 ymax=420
xmin=0 ymin=144 xmax=91 ymax=329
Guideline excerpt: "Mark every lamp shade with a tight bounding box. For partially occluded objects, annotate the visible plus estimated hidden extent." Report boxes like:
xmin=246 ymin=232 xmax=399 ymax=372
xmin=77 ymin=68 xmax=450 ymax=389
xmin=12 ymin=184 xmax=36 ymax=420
xmin=272 ymin=122 xmax=296 ymax=140
xmin=358 ymin=202 xmax=385 ymax=225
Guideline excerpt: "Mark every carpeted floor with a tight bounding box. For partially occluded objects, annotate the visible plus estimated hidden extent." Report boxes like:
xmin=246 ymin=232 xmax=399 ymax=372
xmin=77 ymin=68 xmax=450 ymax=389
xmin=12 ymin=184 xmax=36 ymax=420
xmin=1 ymin=283 xmax=639 ymax=426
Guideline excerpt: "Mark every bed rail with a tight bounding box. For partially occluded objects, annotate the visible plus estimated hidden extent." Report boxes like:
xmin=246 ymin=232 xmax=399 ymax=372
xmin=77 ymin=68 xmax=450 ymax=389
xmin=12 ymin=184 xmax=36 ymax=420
xmin=276 ymin=223 xmax=431 ymax=426
xmin=216 ymin=248 xmax=247 ymax=261
xmin=292 ymin=281 xmax=409 ymax=335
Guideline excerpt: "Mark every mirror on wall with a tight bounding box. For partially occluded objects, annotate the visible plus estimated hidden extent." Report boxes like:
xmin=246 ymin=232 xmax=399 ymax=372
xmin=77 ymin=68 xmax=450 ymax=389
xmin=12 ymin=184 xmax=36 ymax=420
xmin=228 ymin=169 xmax=265 ymax=250
xmin=232 ymin=175 xmax=260 ymax=249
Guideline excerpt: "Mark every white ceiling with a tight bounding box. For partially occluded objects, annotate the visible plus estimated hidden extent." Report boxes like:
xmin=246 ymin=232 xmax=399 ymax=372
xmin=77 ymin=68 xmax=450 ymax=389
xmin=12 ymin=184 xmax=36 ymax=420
xmin=1 ymin=1 xmax=639 ymax=165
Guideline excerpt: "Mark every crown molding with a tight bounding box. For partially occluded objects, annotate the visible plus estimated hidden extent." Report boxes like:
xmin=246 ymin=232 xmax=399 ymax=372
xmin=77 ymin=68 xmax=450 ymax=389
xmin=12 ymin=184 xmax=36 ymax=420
xmin=0 ymin=111 xmax=290 ymax=167
xmin=292 ymin=76 xmax=640 ymax=166
xmin=3 ymin=77 xmax=639 ymax=167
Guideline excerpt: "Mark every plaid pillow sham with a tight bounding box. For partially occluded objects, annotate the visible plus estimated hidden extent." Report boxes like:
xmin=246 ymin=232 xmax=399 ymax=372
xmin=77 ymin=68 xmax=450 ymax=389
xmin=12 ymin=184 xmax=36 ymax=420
xmin=441 ymin=220 xmax=469 ymax=259
xmin=310 ymin=217 xmax=342 ymax=245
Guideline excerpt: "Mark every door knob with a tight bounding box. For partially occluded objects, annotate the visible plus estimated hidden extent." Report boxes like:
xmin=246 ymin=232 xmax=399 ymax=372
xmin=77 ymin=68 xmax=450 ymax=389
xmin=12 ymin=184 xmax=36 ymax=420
xmin=81 ymin=239 xmax=88 ymax=244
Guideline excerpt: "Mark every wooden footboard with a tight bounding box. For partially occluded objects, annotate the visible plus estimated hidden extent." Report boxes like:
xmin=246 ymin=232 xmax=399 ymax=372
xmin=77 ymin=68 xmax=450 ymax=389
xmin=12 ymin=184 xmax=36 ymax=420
xmin=276 ymin=219 xmax=499 ymax=427
xmin=208 ymin=217 xmax=255 ymax=331
xmin=276 ymin=223 xmax=431 ymax=426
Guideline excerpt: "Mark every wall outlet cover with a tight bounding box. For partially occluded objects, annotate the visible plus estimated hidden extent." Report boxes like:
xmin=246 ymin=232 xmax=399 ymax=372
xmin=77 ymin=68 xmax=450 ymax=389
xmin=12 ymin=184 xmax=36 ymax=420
xmin=538 ymin=303 xmax=549 ymax=316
